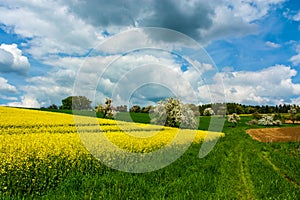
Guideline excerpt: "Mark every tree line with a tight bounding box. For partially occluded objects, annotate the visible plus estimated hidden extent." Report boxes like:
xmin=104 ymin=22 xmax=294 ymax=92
xmin=42 ymin=96 xmax=299 ymax=115
xmin=200 ymin=103 xmax=299 ymax=115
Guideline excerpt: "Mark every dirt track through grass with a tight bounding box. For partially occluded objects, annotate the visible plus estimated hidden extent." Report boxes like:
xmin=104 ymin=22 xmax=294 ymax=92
xmin=239 ymin=152 xmax=256 ymax=200
xmin=259 ymin=153 xmax=300 ymax=191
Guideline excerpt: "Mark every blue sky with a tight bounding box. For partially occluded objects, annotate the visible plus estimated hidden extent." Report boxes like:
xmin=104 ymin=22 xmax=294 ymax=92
xmin=207 ymin=1 xmax=300 ymax=75
xmin=0 ymin=0 xmax=300 ymax=107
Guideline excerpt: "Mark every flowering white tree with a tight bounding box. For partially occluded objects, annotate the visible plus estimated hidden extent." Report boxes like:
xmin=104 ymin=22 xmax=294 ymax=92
xmin=228 ymin=113 xmax=240 ymax=126
xmin=95 ymin=98 xmax=117 ymax=119
xmin=258 ymin=115 xmax=274 ymax=126
xmin=203 ymin=107 xmax=215 ymax=116
xmin=151 ymin=98 xmax=197 ymax=129
xmin=258 ymin=115 xmax=281 ymax=126
xmin=180 ymin=104 xmax=198 ymax=128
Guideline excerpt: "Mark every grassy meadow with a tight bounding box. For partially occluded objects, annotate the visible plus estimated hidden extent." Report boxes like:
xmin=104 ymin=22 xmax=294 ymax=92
xmin=0 ymin=107 xmax=300 ymax=199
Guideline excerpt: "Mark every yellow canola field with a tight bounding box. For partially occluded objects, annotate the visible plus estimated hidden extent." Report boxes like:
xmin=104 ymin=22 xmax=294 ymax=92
xmin=0 ymin=133 xmax=88 ymax=172
xmin=0 ymin=106 xmax=224 ymax=195
xmin=0 ymin=106 xmax=224 ymax=173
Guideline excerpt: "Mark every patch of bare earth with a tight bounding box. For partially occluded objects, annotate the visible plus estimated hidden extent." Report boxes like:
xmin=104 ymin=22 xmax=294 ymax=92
xmin=285 ymin=120 xmax=300 ymax=124
xmin=246 ymin=127 xmax=300 ymax=142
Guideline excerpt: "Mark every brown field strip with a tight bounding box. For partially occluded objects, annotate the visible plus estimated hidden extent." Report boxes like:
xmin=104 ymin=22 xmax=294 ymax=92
xmin=246 ymin=127 xmax=300 ymax=142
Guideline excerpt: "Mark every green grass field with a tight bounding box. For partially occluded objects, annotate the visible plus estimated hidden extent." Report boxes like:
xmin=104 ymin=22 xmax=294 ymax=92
xmin=1 ymin=110 xmax=300 ymax=199
xmin=47 ymin=118 xmax=300 ymax=199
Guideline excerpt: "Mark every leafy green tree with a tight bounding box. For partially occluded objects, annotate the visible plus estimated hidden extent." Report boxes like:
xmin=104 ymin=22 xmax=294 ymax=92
xmin=235 ymin=105 xmax=244 ymax=114
xmin=252 ymin=111 xmax=262 ymax=119
xmin=47 ymin=104 xmax=58 ymax=109
xmin=245 ymin=107 xmax=256 ymax=114
xmin=130 ymin=105 xmax=141 ymax=113
xmin=295 ymin=113 xmax=300 ymax=122
xmin=141 ymin=105 xmax=153 ymax=113
xmin=273 ymin=113 xmax=284 ymax=122
xmin=61 ymin=96 xmax=92 ymax=110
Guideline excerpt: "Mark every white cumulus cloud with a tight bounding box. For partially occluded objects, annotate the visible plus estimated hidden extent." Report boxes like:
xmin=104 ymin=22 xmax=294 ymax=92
xmin=198 ymin=65 xmax=300 ymax=105
xmin=0 ymin=0 xmax=103 ymax=59
xmin=0 ymin=0 xmax=286 ymax=59
xmin=0 ymin=0 xmax=293 ymax=108
xmin=0 ymin=43 xmax=30 ymax=75
xmin=8 ymin=95 xmax=40 ymax=108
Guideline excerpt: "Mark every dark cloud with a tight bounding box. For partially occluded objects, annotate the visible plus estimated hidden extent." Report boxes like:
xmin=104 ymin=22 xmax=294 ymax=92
xmin=66 ymin=0 xmax=214 ymax=40
xmin=66 ymin=0 xmax=140 ymax=27
xmin=140 ymin=0 xmax=214 ymax=40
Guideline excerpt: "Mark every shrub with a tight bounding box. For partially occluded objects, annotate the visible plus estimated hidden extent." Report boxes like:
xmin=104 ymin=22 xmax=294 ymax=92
xmin=295 ymin=113 xmax=300 ymax=122
xmin=246 ymin=119 xmax=258 ymax=126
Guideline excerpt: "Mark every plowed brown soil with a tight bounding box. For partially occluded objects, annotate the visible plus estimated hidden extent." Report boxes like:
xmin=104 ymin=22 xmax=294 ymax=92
xmin=246 ymin=127 xmax=300 ymax=142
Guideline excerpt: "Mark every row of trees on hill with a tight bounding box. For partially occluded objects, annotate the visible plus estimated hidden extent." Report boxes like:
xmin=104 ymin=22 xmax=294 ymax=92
xmin=43 ymin=96 xmax=300 ymax=116
xmin=41 ymin=96 xmax=300 ymax=128
xmin=221 ymin=103 xmax=297 ymax=114
xmin=198 ymin=103 xmax=300 ymax=115
xmin=129 ymin=105 xmax=153 ymax=113
xmin=43 ymin=96 xmax=127 ymax=112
